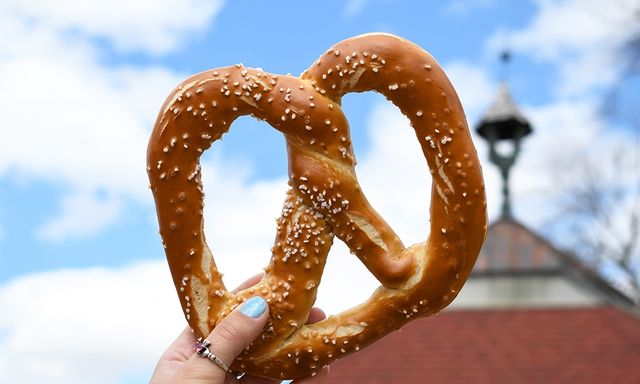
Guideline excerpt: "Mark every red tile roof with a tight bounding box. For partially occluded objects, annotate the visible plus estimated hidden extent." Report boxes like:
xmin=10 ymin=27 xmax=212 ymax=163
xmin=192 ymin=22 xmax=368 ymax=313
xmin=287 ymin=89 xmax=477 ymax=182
xmin=329 ymin=307 xmax=640 ymax=383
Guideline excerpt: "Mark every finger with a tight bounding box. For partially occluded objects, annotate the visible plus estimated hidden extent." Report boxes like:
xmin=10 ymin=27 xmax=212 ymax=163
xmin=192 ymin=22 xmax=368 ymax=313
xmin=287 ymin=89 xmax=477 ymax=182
xmin=179 ymin=296 xmax=269 ymax=383
xmin=150 ymin=326 xmax=198 ymax=384
xmin=293 ymin=366 xmax=330 ymax=383
xmin=156 ymin=326 xmax=197 ymax=361
xmin=232 ymin=272 xmax=265 ymax=294
xmin=306 ymin=307 xmax=326 ymax=324
xmin=206 ymin=296 xmax=270 ymax=363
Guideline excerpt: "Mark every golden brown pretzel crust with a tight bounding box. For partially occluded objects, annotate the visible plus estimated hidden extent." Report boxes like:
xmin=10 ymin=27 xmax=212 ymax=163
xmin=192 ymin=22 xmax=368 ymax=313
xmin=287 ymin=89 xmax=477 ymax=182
xmin=147 ymin=33 xmax=487 ymax=379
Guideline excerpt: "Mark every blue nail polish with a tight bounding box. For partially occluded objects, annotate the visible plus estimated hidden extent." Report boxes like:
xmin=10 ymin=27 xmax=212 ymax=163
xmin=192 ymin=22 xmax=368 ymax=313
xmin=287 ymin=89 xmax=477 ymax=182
xmin=240 ymin=296 xmax=267 ymax=318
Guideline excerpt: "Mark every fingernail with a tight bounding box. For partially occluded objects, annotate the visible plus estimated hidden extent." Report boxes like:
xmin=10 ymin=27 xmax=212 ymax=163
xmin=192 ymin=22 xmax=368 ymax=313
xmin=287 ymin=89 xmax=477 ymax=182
xmin=240 ymin=296 xmax=267 ymax=318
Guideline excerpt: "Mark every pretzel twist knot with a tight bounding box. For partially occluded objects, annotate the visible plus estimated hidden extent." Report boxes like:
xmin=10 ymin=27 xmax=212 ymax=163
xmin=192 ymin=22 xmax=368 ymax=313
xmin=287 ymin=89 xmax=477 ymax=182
xmin=147 ymin=33 xmax=487 ymax=379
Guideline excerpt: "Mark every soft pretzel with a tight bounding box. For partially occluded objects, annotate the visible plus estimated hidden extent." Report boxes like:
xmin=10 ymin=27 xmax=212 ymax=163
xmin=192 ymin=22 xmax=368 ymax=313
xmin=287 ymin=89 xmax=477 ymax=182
xmin=147 ymin=33 xmax=487 ymax=379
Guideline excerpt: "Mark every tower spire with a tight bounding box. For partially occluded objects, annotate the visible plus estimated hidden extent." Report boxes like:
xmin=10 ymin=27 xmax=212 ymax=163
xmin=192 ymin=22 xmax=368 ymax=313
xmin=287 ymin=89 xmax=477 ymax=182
xmin=475 ymin=52 xmax=532 ymax=219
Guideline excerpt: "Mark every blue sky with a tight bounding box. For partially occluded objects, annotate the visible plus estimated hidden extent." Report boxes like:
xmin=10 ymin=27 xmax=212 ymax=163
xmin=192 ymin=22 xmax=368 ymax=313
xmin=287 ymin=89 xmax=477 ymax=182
xmin=1 ymin=0 xmax=638 ymax=383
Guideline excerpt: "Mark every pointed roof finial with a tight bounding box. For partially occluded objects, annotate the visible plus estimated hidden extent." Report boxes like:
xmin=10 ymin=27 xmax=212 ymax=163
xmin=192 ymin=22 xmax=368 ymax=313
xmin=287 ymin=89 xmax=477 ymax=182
xmin=500 ymin=50 xmax=511 ymax=64
xmin=499 ymin=49 xmax=511 ymax=82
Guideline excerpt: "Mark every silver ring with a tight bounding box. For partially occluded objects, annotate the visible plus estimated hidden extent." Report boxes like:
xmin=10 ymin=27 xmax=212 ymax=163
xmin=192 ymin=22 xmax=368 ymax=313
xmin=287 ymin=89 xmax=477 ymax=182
xmin=194 ymin=339 xmax=230 ymax=373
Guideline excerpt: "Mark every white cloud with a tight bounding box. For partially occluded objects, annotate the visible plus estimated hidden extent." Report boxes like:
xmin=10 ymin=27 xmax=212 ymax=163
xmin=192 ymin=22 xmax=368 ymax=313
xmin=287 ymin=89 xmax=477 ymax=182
xmin=0 ymin=261 xmax=183 ymax=384
xmin=518 ymin=99 xmax=640 ymax=251
xmin=487 ymin=0 xmax=639 ymax=96
xmin=1 ymin=0 xmax=225 ymax=54
xmin=355 ymin=103 xmax=431 ymax=244
xmin=0 ymin=0 xmax=225 ymax=240
xmin=1 ymin=58 xmax=151 ymax=196
xmin=36 ymin=190 xmax=124 ymax=241
xmin=510 ymin=98 xmax=603 ymax=223
xmin=0 ymin=41 xmax=179 ymax=238
xmin=2 ymin=55 xmax=181 ymax=195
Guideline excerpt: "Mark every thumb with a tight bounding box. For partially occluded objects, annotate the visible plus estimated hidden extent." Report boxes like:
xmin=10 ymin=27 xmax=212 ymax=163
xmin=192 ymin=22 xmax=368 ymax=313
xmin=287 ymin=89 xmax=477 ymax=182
xmin=177 ymin=296 xmax=269 ymax=383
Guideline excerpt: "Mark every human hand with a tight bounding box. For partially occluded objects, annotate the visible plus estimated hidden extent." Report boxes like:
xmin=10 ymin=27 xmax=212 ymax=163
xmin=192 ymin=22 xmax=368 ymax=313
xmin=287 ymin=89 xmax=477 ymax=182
xmin=150 ymin=274 xmax=330 ymax=384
